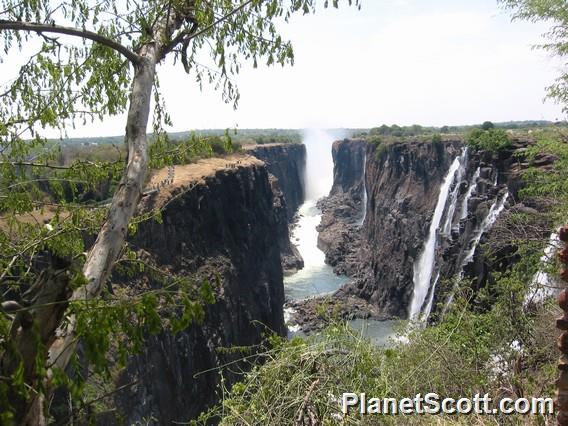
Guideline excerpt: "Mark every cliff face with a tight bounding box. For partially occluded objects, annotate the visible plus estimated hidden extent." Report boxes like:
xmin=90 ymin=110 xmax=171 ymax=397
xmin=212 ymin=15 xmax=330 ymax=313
xmin=317 ymin=139 xmax=367 ymax=275
xmin=328 ymin=138 xmax=551 ymax=320
xmin=111 ymin=156 xmax=287 ymax=424
xmin=330 ymin=139 xmax=367 ymax=195
xmin=247 ymin=143 xmax=306 ymax=273
xmin=354 ymin=140 xmax=461 ymax=317
xmin=247 ymin=143 xmax=306 ymax=219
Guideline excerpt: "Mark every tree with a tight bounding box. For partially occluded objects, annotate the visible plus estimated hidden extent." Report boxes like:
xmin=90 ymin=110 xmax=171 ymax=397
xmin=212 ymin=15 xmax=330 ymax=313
xmin=500 ymin=0 xmax=568 ymax=113
xmin=499 ymin=3 xmax=568 ymax=424
xmin=481 ymin=120 xmax=494 ymax=130
xmin=0 ymin=0 xmax=360 ymax=423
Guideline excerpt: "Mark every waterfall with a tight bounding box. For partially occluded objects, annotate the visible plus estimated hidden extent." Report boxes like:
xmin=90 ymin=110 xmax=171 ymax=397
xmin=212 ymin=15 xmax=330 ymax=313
xmin=409 ymin=153 xmax=463 ymax=320
xmin=422 ymin=272 xmax=440 ymax=321
xmin=441 ymin=149 xmax=468 ymax=236
xmin=460 ymin=192 xmax=509 ymax=273
xmin=303 ymin=129 xmax=334 ymax=201
xmin=459 ymin=167 xmax=480 ymax=221
xmin=284 ymin=129 xmax=349 ymax=301
xmin=525 ymin=231 xmax=561 ymax=305
xmin=443 ymin=192 xmax=509 ymax=313
xmin=358 ymin=153 xmax=368 ymax=226
xmin=290 ymin=130 xmax=334 ymax=272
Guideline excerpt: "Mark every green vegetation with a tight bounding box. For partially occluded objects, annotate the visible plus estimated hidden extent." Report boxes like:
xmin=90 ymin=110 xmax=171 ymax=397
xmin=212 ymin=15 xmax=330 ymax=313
xmin=500 ymin=0 xmax=568 ymax=113
xmin=206 ymin=292 xmax=555 ymax=425
xmin=521 ymin=128 xmax=568 ymax=223
xmin=466 ymin=128 xmax=512 ymax=153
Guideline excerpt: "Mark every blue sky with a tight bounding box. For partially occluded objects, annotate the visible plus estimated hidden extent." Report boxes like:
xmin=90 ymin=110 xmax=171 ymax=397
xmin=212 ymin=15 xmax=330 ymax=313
xmin=5 ymin=0 xmax=564 ymax=137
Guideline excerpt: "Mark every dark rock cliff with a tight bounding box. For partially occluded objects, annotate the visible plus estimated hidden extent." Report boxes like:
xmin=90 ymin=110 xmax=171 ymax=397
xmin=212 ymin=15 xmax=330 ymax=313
xmin=352 ymin=140 xmax=462 ymax=318
xmin=109 ymin=156 xmax=287 ymax=424
xmin=330 ymin=139 xmax=367 ymax=195
xmin=317 ymin=139 xmax=367 ymax=276
xmin=326 ymin=138 xmax=552 ymax=320
xmin=247 ymin=143 xmax=306 ymax=273
xmin=247 ymin=143 xmax=306 ymax=220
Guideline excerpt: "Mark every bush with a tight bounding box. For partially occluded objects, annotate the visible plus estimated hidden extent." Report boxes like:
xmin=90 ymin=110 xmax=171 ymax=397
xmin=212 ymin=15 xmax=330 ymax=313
xmin=482 ymin=121 xmax=495 ymax=131
xmin=466 ymin=128 xmax=512 ymax=153
xmin=209 ymin=137 xmax=227 ymax=155
xmin=431 ymin=133 xmax=442 ymax=144
xmin=366 ymin=135 xmax=382 ymax=146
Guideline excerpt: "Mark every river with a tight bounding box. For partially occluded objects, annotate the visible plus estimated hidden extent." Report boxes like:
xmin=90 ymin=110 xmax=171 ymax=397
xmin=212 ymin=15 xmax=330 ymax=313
xmin=283 ymin=129 xmax=399 ymax=346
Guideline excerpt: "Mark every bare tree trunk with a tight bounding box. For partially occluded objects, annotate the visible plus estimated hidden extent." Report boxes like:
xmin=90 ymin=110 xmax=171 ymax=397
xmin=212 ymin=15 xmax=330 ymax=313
xmin=47 ymin=52 xmax=156 ymax=375
xmin=24 ymin=15 xmax=183 ymax=425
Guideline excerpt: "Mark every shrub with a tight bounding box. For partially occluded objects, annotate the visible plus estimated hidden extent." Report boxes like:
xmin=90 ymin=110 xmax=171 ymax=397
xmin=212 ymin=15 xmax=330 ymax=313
xmin=209 ymin=137 xmax=227 ymax=155
xmin=431 ymin=133 xmax=442 ymax=144
xmin=482 ymin=121 xmax=495 ymax=131
xmin=466 ymin=128 xmax=512 ymax=153
xmin=366 ymin=135 xmax=382 ymax=146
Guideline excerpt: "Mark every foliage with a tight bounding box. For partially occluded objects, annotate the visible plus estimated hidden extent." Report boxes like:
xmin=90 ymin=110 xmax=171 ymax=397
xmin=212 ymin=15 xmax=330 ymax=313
xmin=0 ymin=0 xmax=361 ymax=421
xmin=369 ymin=124 xmax=428 ymax=138
xmin=209 ymin=292 xmax=556 ymax=425
xmin=500 ymin=0 xmax=568 ymax=112
xmin=520 ymin=128 xmax=568 ymax=223
xmin=466 ymin=128 xmax=512 ymax=153
xmin=481 ymin=121 xmax=495 ymax=130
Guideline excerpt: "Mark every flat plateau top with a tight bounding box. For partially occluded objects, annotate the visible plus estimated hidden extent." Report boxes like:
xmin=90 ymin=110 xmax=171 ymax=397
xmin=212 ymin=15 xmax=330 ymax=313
xmin=148 ymin=154 xmax=262 ymax=188
xmin=145 ymin=154 xmax=264 ymax=207
xmin=1 ymin=154 xmax=265 ymax=231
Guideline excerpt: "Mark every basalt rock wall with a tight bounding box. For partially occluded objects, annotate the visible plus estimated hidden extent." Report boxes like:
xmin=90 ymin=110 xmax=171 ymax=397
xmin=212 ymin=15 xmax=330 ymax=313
xmin=108 ymin=157 xmax=288 ymax=424
xmin=247 ymin=143 xmax=306 ymax=220
xmin=326 ymin=138 xmax=553 ymax=320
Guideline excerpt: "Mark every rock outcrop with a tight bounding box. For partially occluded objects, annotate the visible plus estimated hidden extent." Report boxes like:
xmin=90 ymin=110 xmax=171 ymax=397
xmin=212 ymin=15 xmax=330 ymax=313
xmin=108 ymin=156 xmax=288 ymax=424
xmin=351 ymin=140 xmax=461 ymax=318
xmin=247 ymin=143 xmax=306 ymax=273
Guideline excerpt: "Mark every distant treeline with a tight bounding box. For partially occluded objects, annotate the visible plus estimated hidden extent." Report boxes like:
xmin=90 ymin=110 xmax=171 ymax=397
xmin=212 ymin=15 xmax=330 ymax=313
xmin=57 ymin=128 xmax=305 ymax=147
xmin=355 ymin=120 xmax=567 ymax=139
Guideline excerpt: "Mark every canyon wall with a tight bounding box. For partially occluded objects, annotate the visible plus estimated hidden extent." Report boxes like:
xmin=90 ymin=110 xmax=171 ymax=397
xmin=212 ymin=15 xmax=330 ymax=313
xmin=106 ymin=155 xmax=290 ymax=424
xmin=247 ymin=143 xmax=306 ymax=219
xmin=317 ymin=139 xmax=367 ymax=275
xmin=324 ymin=138 xmax=550 ymax=320
xmin=353 ymin=140 xmax=462 ymax=317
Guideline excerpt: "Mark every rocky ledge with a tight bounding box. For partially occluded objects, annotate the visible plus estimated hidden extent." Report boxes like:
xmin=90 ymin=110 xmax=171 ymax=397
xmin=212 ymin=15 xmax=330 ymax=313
xmin=284 ymin=290 xmax=389 ymax=333
xmin=105 ymin=155 xmax=291 ymax=424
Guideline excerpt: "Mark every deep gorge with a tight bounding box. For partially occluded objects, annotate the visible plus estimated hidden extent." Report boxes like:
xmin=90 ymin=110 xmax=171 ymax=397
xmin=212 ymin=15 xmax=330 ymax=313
xmin=96 ymin=133 xmax=555 ymax=423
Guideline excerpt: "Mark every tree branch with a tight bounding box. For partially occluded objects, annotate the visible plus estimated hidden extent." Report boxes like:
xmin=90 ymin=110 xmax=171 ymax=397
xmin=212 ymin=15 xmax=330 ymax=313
xmin=186 ymin=0 xmax=254 ymax=42
xmin=161 ymin=0 xmax=254 ymax=60
xmin=0 ymin=19 xmax=141 ymax=64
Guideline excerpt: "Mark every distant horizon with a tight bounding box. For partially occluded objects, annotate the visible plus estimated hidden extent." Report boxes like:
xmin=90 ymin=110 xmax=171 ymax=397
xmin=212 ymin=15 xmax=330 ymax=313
xmin=5 ymin=0 xmax=563 ymax=139
xmin=54 ymin=119 xmax=566 ymax=142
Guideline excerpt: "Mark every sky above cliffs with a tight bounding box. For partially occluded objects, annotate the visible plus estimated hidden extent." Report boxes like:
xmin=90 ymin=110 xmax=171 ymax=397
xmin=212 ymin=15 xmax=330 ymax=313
xmin=5 ymin=0 xmax=565 ymax=137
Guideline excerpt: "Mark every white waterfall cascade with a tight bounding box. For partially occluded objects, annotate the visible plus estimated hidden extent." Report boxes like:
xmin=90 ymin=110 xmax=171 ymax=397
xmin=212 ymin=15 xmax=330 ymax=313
xmin=443 ymin=191 xmax=510 ymax=313
xmin=459 ymin=167 xmax=480 ymax=221
xmin=421 ymin=272 xmax=441 ymax=321
xmin=284 ymin=129 xmax=349 ymax=302
xmin=409 ymin=152 xmax=464 ymax=320
xmin=525 ymin=231 xmax=561 ymax=305
xmin=441 ymin=149 xmax=468 ymax=236
xmin=358 ymin=153 xmax=368 ymax=226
